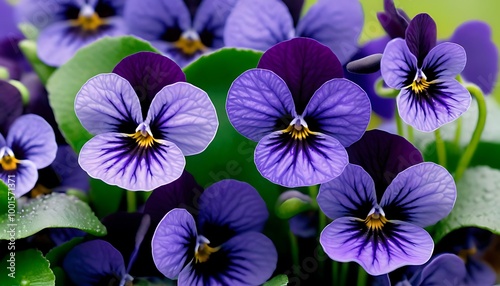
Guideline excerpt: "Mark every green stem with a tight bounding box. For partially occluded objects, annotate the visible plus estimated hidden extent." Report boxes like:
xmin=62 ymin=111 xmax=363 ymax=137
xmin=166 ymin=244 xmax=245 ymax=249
xmin=339 ymin=263 xmax=349 ymax=286
xmin=332 ymin=261 xmax=339 ymax=286
xmin=455 ymin=84 xmax=487 ymax=181
xmin=407 ymin=124 xmax=414 ymax=143
xmin=356 ymin=267 xmax=368 ymax=286
xmin=395 ymin=112 xmax=405 ymax=137
xmin=453 ymin=117 xmax=463 ymax=147
xmin=126 ymin=191 xmax=137 ymax=212
xmin=435 ymin=129 xmax=447 ymax=169
xmin=308 ymin=185 xmax=319 ymax=207
xmin=289 ymin=230 xmax=300 ymax=268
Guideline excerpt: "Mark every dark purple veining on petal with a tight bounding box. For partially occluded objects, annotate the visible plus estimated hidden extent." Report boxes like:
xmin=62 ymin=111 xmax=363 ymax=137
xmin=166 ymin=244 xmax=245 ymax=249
xmin=405 ymin=14 xmax=437 ymax=67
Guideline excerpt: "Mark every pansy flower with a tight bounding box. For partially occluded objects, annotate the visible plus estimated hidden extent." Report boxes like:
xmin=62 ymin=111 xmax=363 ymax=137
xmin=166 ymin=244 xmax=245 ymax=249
xmin=152 ymin=179 xmax=277 ymax=285
xmin=124 ymin=0 xmax=238 ymax=67
xmin=226 ymin=38 xmax=371 ymax=187
xmin=75 ymin=52 xmax=218 ymax=191
xmin=16 ymin=0 xmax=126 ymax=66
xmin=224 ymin=0 xmax=363 ymax=64
xmin=380 ymin=13 xmax=471 ymax=131
xmin=0 ymin=114 xmax=57 ymax=197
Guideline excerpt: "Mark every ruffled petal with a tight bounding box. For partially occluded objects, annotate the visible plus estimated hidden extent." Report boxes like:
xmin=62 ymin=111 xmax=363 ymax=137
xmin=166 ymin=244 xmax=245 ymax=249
xmin=296 ymin=0 xmax=363 ymax=64
xmin=226 ymin=69 xmax=296 ymax=142
xmin=255 ymin=131 xmax=348 ymax=188
xmin=380 ymin=162 xmax=456 ymax=227
xmin=75 ymin=73 xmax=143 ymax=135
xmin=193 ymin=0 xmax=238 ymax=49
xmin=7 ymin=114 xmax=57 ymax=169
xmin=377 ymin=0 xmax=409 ymax=39
xmin=317 ymin=164 xmax=377 ymax=220
xmin=422 ymin=42 xmax=466 ymax=79
xmin=152 ymin=209 xmax=197 ymax=279
xmin=16 ymin=0 xmax=71 ymax=29
xmin=417 ymin=254 xmax=467 ymax=286
xmin=112 ymin=52 xmax=186 ymax=118
xmin=381 ymin=38 xmax=417 ymax=89
xmin=258 ymin=38 xmax=343 ymax=114
xmin=397 ymin=79 xmax=471 ymax=132
xmin=0 ymin=79 xmax=23 ymax=134
xmin=405 ymin=13 xmax=437 ymax=67
xmin=224 ymin=0 xmax=294 ymax=51
xmin=78 ymin=132 xmax=185 ymax=191
xmin=146 ymin=82 xmax=218 ymax=156
xmin=303 ymin=78 xmax=370 ymax=147
xmin=320 ymin=218 xmax=433 ymax=276
xmin=0 ymin=160 xmax=37 ymax=198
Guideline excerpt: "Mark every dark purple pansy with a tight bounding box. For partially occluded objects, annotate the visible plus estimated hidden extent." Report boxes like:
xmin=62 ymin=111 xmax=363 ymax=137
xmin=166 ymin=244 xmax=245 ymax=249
xmin=376 ymin=0 xmax=410 ymax=40
xmin=0 ymin=79 xmax=23 ymax=135
xmin=224 ymin=0 xmax=363 ymax=64
xmin=124 ymin=0 xmax=238 ymax=67
xmin=0 ymin=114 xmax=57 ymax=197
xmin=75 ymin=52 xmax=218 ymax=191
xmin=152 ymin=180 xmax=277 ymax=285
xmin=16 ymin=0 xmax=126 ymax=66
xmin=226 ymin=38 xmax=371 ymax=187
xmin=381 ymin=13 xmax=470 ymax=132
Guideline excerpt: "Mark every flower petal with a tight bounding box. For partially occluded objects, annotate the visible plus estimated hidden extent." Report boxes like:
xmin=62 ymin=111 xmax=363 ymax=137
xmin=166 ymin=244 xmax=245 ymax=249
xmin=78 ymin=132 xmax=185 ymax=191
xmin=405 ymin=13 xmax=437 ymax=67
xmin=381 ymin=38 xmax=417 ymax=89
xmin=112 ymin=52 xmax=186 ymax=118
xmin=7 ymin=114 xmax=57 ymax=169
xmin=255 ymin=131 xmax=348 ymax=188
xmin=258 ymin=38 xmax=343 ymax=114
xmin=303 ymin=78 xmax=370 ymax=147
xmin=320 ymin=218 xmax=433 ymax=276
xmin=282 ymin=0 xmax=304 ymax=26
xmin=198 ymin=179 xmax=268 ymax=245
xmin=380 ymin=162 xmax=456 ymax=227
xmin=318 ymin=164 xmax=376 ymax=220
xmin=464 ymin=257 xmax=497 ymax=286
xmin=422 ymin=42 xmax=466 ymax=79
xmin=0 ymin=160 xmax=37 ymax=198
xmin=296 ymin=0 xmax=363 ymax=64
xmin=224 ymin=0 xmax=294 ymax=51
xmin=75 ymin=73 xmax=143 ymax=135
xmin=146 ymin=82 xmax=218 ymax=156
xmin=152 ymin=209 xmax=197 ymax=280
xmin=397 ymin=79 xmax=471 ymax=132
xmin=417 ymin=254 xmax=467 ymax=286
xmin=193 ymin=0 xmax=238 ymax=49
xmin=0 ymin=79 xmax=23 ymax=134
xmin=50 ymin=145 xmax=90 ymax=193
xmin=377 ymin=0 xmax=409 ymax=39
xmin=226 ymin=69 xmax=295 ymax=142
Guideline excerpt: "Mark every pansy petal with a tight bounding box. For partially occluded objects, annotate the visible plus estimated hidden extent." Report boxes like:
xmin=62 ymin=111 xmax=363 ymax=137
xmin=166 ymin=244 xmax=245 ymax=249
xmin=75 ymin=73 xmax=143 ymax=135
xmin=146 ymin=82 xmax=218 ymax=156
xmin=282 ymin=0 xmax=304 ymax=26
xmin=377 ymin=0 xmax=409 ymax=39
xmin=152 ymin=209 xmax=197 ymax=279
xmin=78 ymin=132 xmax=185 ymax=191
xmin=63 ymin=240 xmax=126 ymax=286
xmin=318 ymin=164 xmax=376 ymax=220
xmin=397 ymin=79 xmax=471 ymax=132
xmin=465 ymin=257 xmax=497 ymax=286
xmin=303 ymin=78 xmax=370 ymax=147
xmin=50 ymin=145 xmax=90 ymax=192
xmin=417 ymin=254 xmax=467 ymax=286
xmin=450 ymin=21 xmax=498 ymax=94
xmin=0 ymin=133 xmax=5 ymax=148
xmin=112 ymin=52 xmax=186 ymax=118
xmin=320 ymin=218 xmax=433 ymax=276
xmin=226 ymin=69 xmax=296 ymax=142
xmin=0 ymin=160 xmax=37 ymax=198
xmin=0 ymin=0 xmax=20 ymax=39
xmin=193 ymin=0 xmax=238 ymax=49
xmin=7 ymin=114 xmax=57 ymax=169
xmin=405 ymin=13 xmax=437 ymax=67
xmin=16 ymin=0 xmax=70 ymax=29
xmin=0 ymin=79 xmax=23 ymax=134
xmin=381 ymin=38 xmax=417 ymax=89
xmin=258 ymin=38 xmax=343 ymax=114
xmin=422 ymin=42 xmax=466 ymax=79
xmin=224 ymin=0 xmax=294 ymax=51
xmin=255 ymin=131 xmax=348 ymax=188
xmin=296 ymin=0 xmax=363 ymax=64
xmin=380 ymin=162 xmax=456 ymax=227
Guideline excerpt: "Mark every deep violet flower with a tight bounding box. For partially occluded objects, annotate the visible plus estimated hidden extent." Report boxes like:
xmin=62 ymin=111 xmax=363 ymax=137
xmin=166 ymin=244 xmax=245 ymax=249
xmin=0 ymin=114 xmax=57 ymax=197
xmin=16 ymin=0 xmax=126 ymax=66
xmin=75 ymin=52 xmax=218 ymax=191
xmin=224 ymin=0 xmax=363 ymax=64
xmin=0 ymin=80 xmax=23 ymax=135
xmin=124 ymin=0 xmax=238 ymax=67
xmin=152 ymin=180 xmax=277 ymax=285
xmin=226 ymin=38 xmax=371 ymax=187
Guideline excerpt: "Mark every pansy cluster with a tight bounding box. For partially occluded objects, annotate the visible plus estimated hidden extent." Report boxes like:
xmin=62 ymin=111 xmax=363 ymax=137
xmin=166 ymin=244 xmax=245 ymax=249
xmin=0 ymin=0 xmax=499 ymax=285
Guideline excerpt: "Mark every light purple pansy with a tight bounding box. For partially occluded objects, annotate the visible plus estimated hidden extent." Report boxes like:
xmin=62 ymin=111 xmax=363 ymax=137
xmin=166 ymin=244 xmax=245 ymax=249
xmin=124 ymin=0 xmax=238 ymax=67
xmin=16 ymin=0 xmax=126 ymax=66
xmin=318 ymin=162 xmax=456 ymax=276
xmin=152 ymin=180 xmax=277 ymax=285
xmin=0 ymin=114 xmax=57 ymax=197
xmin=75 ymin=52 xmax=218 ymax=191
xmin=224 ymin=0 xmax=363 ymax=64
xmin=226 ymin=38 xmax=371 ymax=187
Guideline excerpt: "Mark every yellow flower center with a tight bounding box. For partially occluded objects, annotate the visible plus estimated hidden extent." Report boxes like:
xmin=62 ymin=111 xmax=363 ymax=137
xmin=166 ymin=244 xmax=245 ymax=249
xmin=364 ymin=212 xmax=388 ymax=231
xmin=410 ymin=77 xmax=432 ymax=94
xmin=31 ymin=184 xmax=52 ymax=198
xmin=71 ymin=13 xmax=105 ymax=32
xmin=195 ymin=243 xmax=220 ymax=264
xmin=0 ymin=155 xmax=19 ymax=171
xmin=174 ymin=37 xmax=207 ymax=56
xmin=128 ymin=131 xmax=157 ymax=148
xmin=283 ymin=121 xmax=317 ymax=140
xmin=458 ymin=247 xmax=477 ymax=262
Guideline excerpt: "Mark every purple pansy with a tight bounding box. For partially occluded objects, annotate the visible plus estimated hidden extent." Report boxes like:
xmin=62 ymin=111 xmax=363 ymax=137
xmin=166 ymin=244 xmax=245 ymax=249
xmin=16 ymin=0 xmax=126 ymax=66
xmin=124 ymin=0 xmax=238 ymax=67
xmin=226 ymin=38 xmax=371 ymax=187
xmin=0 ymin=114 xmax=57 ymax=197
xmin=75 ymin=52 xmax=218 ymax=191
xmin=152 ymin=179 xmax=277 ymax=285
xmin=0 ymin=80 xmax=23 ymax=135
xmin=381 ymin=13 xmax=471 ymax=132
xmin=224 ymin=0 xmax=363 ymax=64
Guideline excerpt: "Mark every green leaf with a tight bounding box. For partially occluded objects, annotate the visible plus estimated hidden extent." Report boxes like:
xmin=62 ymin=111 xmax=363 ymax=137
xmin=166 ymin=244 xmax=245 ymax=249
xmin=0 ymin=249 xmax=55 ymax=285
xmin=433 ymin=166 xmax=500 ymax=241
xmin=263 ymin=274 xmax=289 ymax=286
xmin=0 ymin=193 xmax=106 ymax=239
xmin=89 ymin=179 xmax=125 ymax=218
xmin=276 ymin=197 xmax=314 ymax=219
xmin=18 ymin=22 xmax=39 ymax=41
xmin=0 ymin=180 xmax=14 ymax=215
xmin=423 ymin=140 xmax=462 ymax=172
xmin=18 ymin=40 xmax=56 ymax=85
